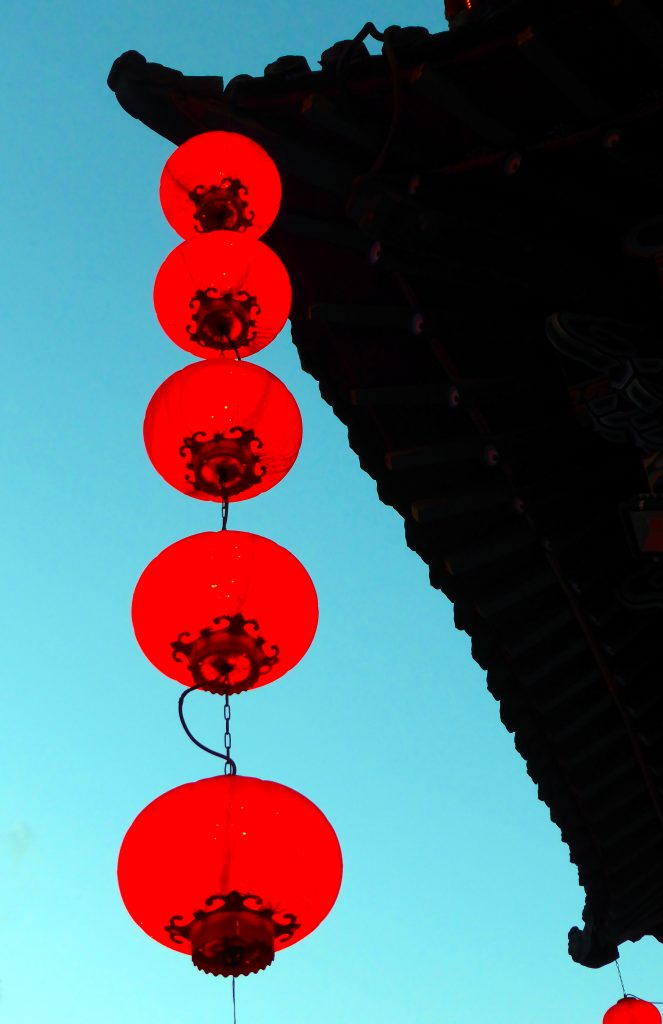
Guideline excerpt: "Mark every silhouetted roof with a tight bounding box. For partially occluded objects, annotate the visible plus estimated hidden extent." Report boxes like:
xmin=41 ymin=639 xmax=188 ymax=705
xmin=108 ymin=0 xmax=663 ymax=968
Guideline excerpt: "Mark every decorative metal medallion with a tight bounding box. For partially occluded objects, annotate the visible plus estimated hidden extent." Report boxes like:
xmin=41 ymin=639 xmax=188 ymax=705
xmin=171 ymin=612 xmax=280 ymax=694
xmin=179 ymin=426 xmax=266 ymax=499
xmin=186 ymin=287 xmax=261 ymax=354
xmin=166 ymin=890 xmax=299 ymax=977
xmin=188 ymin=180 xmax=255 ymax=233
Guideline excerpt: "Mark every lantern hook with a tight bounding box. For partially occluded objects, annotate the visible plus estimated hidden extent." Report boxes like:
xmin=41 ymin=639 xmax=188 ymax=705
xmin=178 ymin=682 xmax=237 ymax=774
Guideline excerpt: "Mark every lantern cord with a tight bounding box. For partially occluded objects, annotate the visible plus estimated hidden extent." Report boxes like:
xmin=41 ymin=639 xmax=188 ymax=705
xmin=614 ymin=963 xmax=663 ymax=1005
xmin=232 ymin=977 xmax=237 ymax=1024
xmin=178 ymin=682 xmax=237 ymax=774
xmin=219 ymin=477 xmax=229 ymax=532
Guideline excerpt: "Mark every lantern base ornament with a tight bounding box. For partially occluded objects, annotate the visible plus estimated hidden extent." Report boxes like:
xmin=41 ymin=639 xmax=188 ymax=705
xmin=171 ymin=612 xmax=280 ymax=693
xmin=186 ymin=287 xmax=261 ymax=354
xmin=180 ymin=427 xmax=266 ymax=499
xmin=166 ymin=890 xmax=299 ymax=977
xmin=188 ymin=180 xmax=254 ymax=233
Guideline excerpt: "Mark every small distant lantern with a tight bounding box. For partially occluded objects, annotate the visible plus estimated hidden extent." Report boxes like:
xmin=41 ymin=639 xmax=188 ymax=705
xmin=153 ymin=232 xmax=292 ymax=359
xmin=144 ymin=360 xmax=303 ymax=502
xmin=132 ymin=530 xmax=318 ymax=694
xmin=118 ymin=774 xmax=343 ymax=977
xmin=604 ymin=997 xmax=662 ymax=1024
xmin=160 ymin=131 xmax=282 ymax=238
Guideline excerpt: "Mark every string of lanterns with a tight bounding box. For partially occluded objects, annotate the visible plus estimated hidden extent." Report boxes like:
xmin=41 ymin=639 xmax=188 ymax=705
xmin=112 ymin=128 xmax=663 ymax=1021
xmin=118 ymin=131 xmax=342 ymax=986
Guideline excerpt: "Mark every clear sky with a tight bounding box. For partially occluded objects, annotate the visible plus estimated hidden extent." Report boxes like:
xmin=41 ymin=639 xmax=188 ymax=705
xmin=1 ymin=2 xmax=661 ymax=1022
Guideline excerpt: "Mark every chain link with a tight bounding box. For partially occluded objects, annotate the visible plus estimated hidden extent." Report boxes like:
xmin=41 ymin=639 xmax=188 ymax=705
xmin=224 ymin=695 xmax=233 ymax=774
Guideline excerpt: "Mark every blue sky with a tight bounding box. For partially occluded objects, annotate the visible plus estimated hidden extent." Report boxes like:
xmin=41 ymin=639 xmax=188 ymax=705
xmin=1 ymin=1 xmax=660 ymax=1021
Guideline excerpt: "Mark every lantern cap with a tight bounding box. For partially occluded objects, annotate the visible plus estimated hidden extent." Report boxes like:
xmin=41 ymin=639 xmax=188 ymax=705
xmin=166 ymin=890 xmax=299 ymax=977
xmin=171 ymin=611 xmax=280 ymax=694
xmin=180 ymin=427 xmax=266 ymax=501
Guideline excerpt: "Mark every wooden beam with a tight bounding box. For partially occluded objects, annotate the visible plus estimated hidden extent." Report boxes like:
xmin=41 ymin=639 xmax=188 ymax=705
xmin=442 ymin=526 xmax=534 ymax=574
xmin=516 ymin=26 xmax=610 ymax=121
xmin=309 ymin=302 xmax=423 ymax=333
xmin=386 ymin=437 xmax=481 ymax=470
xmin=301 ymin=93 xmax=383 ymax=153
xmin=412 ymin=489 xmax=513 ymax=523
xmin=350 ymin=384 xmax=450 ymax=406
xmin=411 ymin=64 xmax=516 ymax=147
xmin=277 ymin=212 xmax=365 ymax=252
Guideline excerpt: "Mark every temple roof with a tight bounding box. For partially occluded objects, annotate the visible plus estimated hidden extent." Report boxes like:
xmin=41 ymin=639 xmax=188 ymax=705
xmin=108 ymin=0 xmax=663 ymax=968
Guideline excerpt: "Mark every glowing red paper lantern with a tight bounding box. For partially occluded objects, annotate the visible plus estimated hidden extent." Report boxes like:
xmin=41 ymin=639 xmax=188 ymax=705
xmin=118 ymin=774 xmax=342 ymax=976
xmin=160 ymin=131 xmax=282 ymax=239
xmin=153 ymin=232 xmax=291 ymax=360
xmin=604 ymin=998 xmax=662 ymax=1024
xmin=144 ymin=360 xmax=302 ymax=503
xmin=132 ymin=530 xmax=318 ymax=695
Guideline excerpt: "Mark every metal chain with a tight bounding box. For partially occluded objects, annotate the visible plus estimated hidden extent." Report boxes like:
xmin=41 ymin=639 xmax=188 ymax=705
xmin=177 ymin=683 xmax=237 ymax=774
xmin=224 ymin=695 xmax=233 ymax=775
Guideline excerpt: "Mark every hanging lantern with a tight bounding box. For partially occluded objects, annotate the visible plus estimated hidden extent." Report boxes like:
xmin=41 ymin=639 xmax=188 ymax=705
xmin=604 ymin=998 xmax=662 ymax=1024
xmin=118 ymin=774 xmax=342 ymax=977
xmin=132 ymin=530 xmax=318 ymax=695
xmin=144 ymin=360 xmax=302 ymax=503
xmin=153 ymin=232 xmax=291 ymax=360
xmin=160 ymin=131 xmax=282 ymax=239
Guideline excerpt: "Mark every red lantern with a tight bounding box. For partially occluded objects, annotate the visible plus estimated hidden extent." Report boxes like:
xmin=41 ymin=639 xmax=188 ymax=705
xmin=118 ymin=774 xmax=342 ymax=976
xmin=132 ymin=530 xmax=318 ymax=695
xmin=144 ymin=360 xmax=302 ymax=503
xmin=160 ymin=131 xmax=282 ymax=239
xmin=153 ymin=232 xmax=291 ymax=360
xmin=604 ymin=998 xmax=662 ymax=1024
